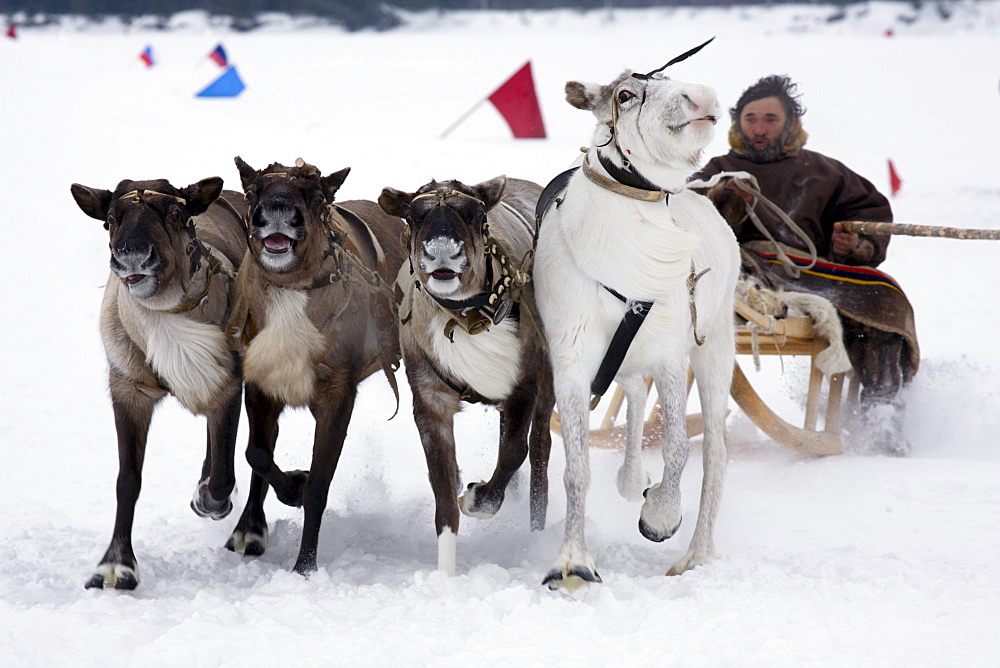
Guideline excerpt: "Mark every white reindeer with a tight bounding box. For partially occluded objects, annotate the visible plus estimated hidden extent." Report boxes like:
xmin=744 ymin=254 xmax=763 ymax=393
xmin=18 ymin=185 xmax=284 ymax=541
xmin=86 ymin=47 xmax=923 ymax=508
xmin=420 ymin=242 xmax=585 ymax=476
xmin=534 ymin=44 xmax=740 ymax=588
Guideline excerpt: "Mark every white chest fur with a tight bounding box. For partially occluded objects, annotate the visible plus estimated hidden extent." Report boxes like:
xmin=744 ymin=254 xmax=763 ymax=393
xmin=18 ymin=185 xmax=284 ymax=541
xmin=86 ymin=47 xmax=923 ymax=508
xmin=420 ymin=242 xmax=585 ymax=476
xmin=117 ymin=292 xmax=232 ymax=414
xmin=243 ymin=286 xmax=327 ymax=407
xmin=559 ymin=186 xmax=698 ymax=304
xmin=421 ymin=306 xmax=524 ymax=402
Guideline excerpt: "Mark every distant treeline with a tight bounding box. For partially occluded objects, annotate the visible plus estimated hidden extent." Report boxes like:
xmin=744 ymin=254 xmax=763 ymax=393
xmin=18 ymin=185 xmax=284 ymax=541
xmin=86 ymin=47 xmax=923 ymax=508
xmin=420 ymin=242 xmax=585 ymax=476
xmin=0 ymin=1 xmax=957 ymax=31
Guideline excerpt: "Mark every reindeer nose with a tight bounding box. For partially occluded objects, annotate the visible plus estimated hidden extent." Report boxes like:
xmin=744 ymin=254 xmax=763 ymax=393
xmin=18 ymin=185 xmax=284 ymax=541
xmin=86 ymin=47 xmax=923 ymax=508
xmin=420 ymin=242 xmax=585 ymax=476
xmin=683 ymin=85 xmax=719 ymax=115
xmin=115 ymin=242 xmax=153 ymax=259
xmin=256 ymin=194 xmax=303 ymax=228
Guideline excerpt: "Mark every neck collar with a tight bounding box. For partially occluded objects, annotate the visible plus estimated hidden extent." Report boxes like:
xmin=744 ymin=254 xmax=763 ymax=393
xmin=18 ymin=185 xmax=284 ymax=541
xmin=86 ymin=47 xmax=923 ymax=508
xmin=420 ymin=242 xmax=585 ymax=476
xmin=584 ymin=154 xmax=669 ymax=203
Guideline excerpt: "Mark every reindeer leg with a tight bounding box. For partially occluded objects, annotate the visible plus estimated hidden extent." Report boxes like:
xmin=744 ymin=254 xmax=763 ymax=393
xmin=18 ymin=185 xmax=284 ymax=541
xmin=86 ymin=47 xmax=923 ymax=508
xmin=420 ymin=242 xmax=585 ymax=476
xmin=291 ymin=385 xmax=357 ymax=576
xmin=226 ymin=382 xmax=278 ymax=557
xmin=666 ymin=336 xmax=731 ymax=576
xmin=191 ymin=364 xmax=242 ymax=520
xmin=459 ymin=392 xmax=531 ymax=521
xmin=412 ymin=388 xmax=461 ymax=575
xmin=226 ymin=470 xmax=270 ymax=557
xmin=85 ymin=371 xmax=162 ymax=590
xmin=543 ymin=377 xmax=600 ymax=590
xmin=528 ymin=363 xmax=554 ymax=531
xmin=640 ymin=363 xmax=689 ymax=543
xmin=617 ymin=375 xmax=652 ymax=501
xmin=244 ymin=383 xmax=308 ymax=508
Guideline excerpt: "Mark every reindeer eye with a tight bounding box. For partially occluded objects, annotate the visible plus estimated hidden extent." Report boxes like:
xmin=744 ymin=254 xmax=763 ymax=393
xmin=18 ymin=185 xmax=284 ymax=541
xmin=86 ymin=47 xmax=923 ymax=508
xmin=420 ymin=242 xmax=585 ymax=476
xmin=104 ymin=215 xmax=114 ymax=231
xmin=169 ymin=209 xmax=181 ymax=222
xmin=313 ymin=192 xmax=325 ymax=205
xmin=617 ymin=89 xmax=637 ymax=104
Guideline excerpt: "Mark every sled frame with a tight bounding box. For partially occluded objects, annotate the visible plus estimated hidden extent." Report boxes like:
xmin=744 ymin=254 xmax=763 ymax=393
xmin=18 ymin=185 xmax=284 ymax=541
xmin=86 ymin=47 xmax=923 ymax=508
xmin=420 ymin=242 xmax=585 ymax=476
xmin=549 ymin=299 xmax=854 ymax=456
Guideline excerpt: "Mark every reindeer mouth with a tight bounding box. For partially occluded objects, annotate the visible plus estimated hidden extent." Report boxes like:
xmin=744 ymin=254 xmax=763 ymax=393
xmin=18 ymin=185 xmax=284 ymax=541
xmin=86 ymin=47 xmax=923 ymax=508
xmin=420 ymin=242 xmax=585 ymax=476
xmin=263 ymin=234 xmax=293 ymax=254
xmin=669 ymin=115 xmax=717 ymax=132
xmin=431 ymin=269 xmax=458 ymax=281
xmin=121 ymin=272 xmax=159 ymax=299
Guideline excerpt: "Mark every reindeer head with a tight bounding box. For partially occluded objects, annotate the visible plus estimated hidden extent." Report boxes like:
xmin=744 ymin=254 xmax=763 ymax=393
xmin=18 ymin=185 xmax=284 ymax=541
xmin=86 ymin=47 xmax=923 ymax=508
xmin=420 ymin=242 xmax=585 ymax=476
xmin=235 ymin=156 xmax=349 ymax=282
xmin=379 ymin=177 xmax=506 ymax=301
xmin=565 ymin=39 xmax=720 ymax=191
xmin=71 ymin=177 xmax=222 ymax=301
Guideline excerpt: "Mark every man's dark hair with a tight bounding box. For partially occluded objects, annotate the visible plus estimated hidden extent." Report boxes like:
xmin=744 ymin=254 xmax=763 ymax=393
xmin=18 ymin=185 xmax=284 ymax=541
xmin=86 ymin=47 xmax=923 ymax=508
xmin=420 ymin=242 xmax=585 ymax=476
xmin=729 ymin=75 xmax=807 ymax=122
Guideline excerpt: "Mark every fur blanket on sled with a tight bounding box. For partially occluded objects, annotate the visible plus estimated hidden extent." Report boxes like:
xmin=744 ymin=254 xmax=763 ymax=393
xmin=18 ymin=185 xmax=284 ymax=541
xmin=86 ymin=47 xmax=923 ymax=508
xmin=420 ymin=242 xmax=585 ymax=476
xmin=738 ymin=241 xmax=920 ymax=383
xmin=736 ymin=271 xmax=852 ymax=376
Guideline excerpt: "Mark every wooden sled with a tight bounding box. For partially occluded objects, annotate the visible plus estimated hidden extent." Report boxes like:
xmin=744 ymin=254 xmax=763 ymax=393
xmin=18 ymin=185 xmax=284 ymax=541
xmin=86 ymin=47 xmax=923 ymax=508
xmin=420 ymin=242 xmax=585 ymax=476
xmin=549 ymin=299 xmax=854 ymax=456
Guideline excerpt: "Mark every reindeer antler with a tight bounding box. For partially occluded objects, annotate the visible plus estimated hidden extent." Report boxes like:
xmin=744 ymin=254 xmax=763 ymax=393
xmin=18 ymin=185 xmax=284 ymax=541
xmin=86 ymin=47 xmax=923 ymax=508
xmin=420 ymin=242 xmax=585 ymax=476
xmin=635 ymin=36 xmax=715 ymax=80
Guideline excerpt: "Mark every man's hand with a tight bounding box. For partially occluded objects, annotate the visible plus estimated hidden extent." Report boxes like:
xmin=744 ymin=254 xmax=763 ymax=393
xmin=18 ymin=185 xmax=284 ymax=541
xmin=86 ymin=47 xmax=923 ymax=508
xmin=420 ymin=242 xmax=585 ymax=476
xmin=724 ymin=177 xmax=754 ymax=204
xmin=831 ymin=222 xmax=859 ymax=257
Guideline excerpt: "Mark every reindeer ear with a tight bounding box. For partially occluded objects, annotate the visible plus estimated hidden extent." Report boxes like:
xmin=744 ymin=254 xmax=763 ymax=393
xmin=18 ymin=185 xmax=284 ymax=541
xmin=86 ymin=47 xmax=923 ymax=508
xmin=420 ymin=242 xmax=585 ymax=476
xmin=70 ymin=183 xmax=113 ymax=221
xmin=321 ymin=167 xmax=351 ymax=203
xmin=474 ymin=176 xmax=507 ymax=211
xmin=378 ymin=187 xmax=413 ymax=217
xmin=566 ymin=81 xmax=600 ymax=111
xmin=182 ymin=177 xmax=224 ymax=216
xmin=234 ymin=156 xmax=257 ymax=192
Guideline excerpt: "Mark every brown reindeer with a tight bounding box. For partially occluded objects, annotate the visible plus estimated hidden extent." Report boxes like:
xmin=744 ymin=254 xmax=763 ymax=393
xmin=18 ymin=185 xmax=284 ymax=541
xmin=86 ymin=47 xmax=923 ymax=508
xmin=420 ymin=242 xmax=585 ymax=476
xmin=225 ymin=157 xmax=405 ymax=575
xmin=378 ymin=176 xmax=553 ymax=575
xmin=71 ymin=177 xmax=248 ymax=589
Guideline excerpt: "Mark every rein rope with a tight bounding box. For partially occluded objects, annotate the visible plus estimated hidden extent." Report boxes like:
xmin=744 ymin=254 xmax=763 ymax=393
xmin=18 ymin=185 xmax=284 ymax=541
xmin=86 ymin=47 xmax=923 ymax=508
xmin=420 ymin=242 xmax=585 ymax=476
xmin=687 ymin=171 xmax=819 ymax=277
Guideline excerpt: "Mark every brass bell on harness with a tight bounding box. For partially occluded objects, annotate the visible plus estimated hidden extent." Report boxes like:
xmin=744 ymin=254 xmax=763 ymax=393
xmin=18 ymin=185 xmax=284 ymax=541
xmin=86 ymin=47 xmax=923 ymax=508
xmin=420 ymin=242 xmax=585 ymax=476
xmin=465 ymin=309 xmax=492 ymax=335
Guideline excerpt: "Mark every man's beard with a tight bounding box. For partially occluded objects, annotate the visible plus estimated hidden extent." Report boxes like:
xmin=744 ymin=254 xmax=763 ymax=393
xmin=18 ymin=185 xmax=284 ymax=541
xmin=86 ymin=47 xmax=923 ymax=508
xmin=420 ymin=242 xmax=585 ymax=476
xmin=741 ymin=129 xmax=788 ymax=163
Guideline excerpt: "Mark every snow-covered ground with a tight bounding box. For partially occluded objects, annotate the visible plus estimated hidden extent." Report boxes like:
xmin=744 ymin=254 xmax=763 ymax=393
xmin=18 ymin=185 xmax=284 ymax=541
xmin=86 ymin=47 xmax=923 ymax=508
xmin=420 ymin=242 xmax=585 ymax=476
xmin=1 ymin=2 xmax=999 ymax=665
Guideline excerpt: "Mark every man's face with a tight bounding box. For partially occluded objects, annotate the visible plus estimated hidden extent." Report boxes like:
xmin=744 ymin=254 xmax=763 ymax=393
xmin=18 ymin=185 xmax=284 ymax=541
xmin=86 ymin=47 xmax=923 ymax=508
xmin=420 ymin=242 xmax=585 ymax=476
xmin=738 ymin=96 xmax=788 ymax=162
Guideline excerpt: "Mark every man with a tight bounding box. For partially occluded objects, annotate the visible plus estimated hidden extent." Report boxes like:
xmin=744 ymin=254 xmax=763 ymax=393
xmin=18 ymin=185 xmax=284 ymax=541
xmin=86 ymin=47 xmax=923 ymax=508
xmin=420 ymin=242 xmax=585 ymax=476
xmin=694 ymin=75 xmax=918 ymax=454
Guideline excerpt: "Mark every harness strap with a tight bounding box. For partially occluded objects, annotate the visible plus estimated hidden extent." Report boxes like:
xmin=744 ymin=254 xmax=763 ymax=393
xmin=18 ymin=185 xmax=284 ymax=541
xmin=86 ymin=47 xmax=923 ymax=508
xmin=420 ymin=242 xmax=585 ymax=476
xmin=596 ymin=150 xmax=666 ymax=199
xmin=321 ymin=204 xmax=402 ymax=417
xmin=420 ymin=347 xmax=490 ymax=405
xmin=590 ymin=286 xmax=654 ymax=408
xmin=535 ymin=167 xmax=578 ymax=244
xmin=167 ymin=247 xmax=228 ymax=314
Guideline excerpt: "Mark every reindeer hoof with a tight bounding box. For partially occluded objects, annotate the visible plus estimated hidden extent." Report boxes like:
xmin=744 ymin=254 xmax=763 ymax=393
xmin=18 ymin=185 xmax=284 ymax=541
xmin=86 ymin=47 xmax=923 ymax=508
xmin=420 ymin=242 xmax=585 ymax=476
xmin=225 ymin=527 xmax=268 ymax=557
xmin=542 ymin=565 xmax=602 ymax=591
xmin=292 ymin=556 xmax=318 ymax=577
xmin=190 ymin=496 xmax=233 ymax=521
xmin=667 ymin=550 xmax=715 ymax=576
xmin=84 ymin=564 xmax=139 ymax=590
xmin=459 ymin=482 xmax=503 ymax=519
xmin=616 ymin=466 xmax=649 ymax=501
xmin=638 ymin=515 xmax=681 ymax=543
xmin=275 ymin=470 xmax=309 ymax=507
xmin=190 ymin=479 xmax=234 ymax=520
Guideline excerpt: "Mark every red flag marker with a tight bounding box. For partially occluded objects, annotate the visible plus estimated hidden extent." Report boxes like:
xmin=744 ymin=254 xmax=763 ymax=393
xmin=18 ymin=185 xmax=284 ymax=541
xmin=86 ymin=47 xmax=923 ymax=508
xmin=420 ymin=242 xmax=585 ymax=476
xmin=888 ymin=159 xmax=902 ymax=197
xmin=441 ymin=60 xmax=546 ymax=139
xmin=487 ymin=61 xmax=546 ymax=138
xmin=6 ymin=24 xmax=17 ymax=39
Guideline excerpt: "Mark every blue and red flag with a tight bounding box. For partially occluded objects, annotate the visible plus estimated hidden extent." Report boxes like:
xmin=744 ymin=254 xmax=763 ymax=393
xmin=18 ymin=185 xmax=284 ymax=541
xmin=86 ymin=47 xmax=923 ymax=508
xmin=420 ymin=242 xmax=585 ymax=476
xmin=208 ymin=44 xmax=228 ymax=67
xmin=139 ymin=45 xmax=154 ymax=67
